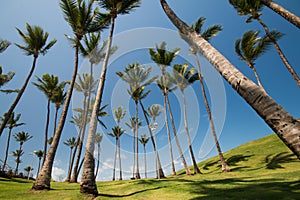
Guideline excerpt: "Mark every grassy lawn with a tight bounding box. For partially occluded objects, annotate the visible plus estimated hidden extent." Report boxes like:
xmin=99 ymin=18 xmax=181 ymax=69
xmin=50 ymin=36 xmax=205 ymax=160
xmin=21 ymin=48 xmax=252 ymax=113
xmin=1 ymin=134 xmax=299 ymax=200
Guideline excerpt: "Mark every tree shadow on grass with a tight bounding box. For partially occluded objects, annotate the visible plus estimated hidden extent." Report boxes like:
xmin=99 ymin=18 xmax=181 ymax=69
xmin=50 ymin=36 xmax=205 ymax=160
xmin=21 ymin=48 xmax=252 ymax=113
xmin=98 ymin=186 xmax=163 ymax=198
xmin=265 ymin=152 xmax=298 ymax=169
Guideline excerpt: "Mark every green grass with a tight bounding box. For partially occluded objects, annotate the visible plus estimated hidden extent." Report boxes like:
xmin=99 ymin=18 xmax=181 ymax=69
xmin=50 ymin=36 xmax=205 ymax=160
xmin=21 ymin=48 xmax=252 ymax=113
xmin=1 ymin=134 xmax=299 ymax=200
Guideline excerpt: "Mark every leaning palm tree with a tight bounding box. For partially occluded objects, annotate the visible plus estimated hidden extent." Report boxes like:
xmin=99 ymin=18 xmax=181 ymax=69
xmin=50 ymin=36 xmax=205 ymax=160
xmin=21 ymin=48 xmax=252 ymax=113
xmin=0 ymin=39 xmax=10 ymax=53
xmin=259 ymin=0 xmax=300 ymax=29
xmin=63 ymin=136 xmax=77 ymax=182
xmin=13 ymin=131 xmax=33 ymax=174
xmin=33 ymin=0 xmax=106 ymax=190
xmin=34 ymin=150 xmax=43 ymax=178
xmin=107 ymin=126 xmax=125 ymax=181
xmin=0 ymin=23 xmax=57 ymax=137
xmin=139 ymin=133 xmax=149 ymax=179
xmin=173 ymin=64 xmax=201 ymax=174
xmin=94 ymin=132 xmax=103 ymax=179
xmin=160 ymin=0 xmax=300 ymax=158
xmin=187 ymin=16 xmax=230 ymax=172
xmin=81 ymin=0 xmax=141 ymax=195
xmin=229 ymin=0 xmax=300 ymax=87
xmin=12 ymin=149 xmax=24 ymax=175
xmin=1 ymin=112 xmax=25 ymax=172
xmin=32 ymin=74 xmax=67 ymax=164
xmin=235 ymin=30 xmax=283 ymax=90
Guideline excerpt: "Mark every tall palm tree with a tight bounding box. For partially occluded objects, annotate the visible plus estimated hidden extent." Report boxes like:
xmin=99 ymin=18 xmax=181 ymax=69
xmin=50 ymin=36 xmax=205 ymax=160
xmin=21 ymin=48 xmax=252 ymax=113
xmin=12 ymin=149 xmax=24 ymax=175
xmin=0 ymin=66 xmax=16 ymax=94
xmin=13 ymin=131 xmax=33 ymax=174
xmin=173 ymin=64 xmax=201 ymax=174
xmin=235 ymin=30 xmax=282 ymax=90
xmin=34 ymin=150 xmax=43 ymax=178
xmin=0 ymin=23 xmax=56 ymax=137
xmin=187 ymin=16 xmax=230 ymax=172
xmin=33 ymin=0 xmax=106 ymax=190
xmin=94 ymin=132 xmax=103 ymax=179
xmin=139 ymin=133 xmax=149 ymax=179
xmin=32 ymin=74 xmax=67 ymax=164
xmin=107 ymin=126 xmax=125 ymax=181
xmin=81 ymin=0 xmax=141 ymax=195
xmin=160 ymin=0 xmax=300 ymax=159
xmin=229 ymin=0 xmax=300 ymax=87
xmin=0 ymin=39 xmax=10 ymax=53
xmin=1 ymin=112 xmax=25 ymax=172
xmin=63 ymin=136 xmax=77 ymax=182
xmin=259 ymin=0 xmax=300 ymax=29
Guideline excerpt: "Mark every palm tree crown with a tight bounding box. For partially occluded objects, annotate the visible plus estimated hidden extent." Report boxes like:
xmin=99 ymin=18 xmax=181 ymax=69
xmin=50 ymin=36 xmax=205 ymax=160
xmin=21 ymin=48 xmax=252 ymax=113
xmin=0 ymin=39 xmax=10 ymax=53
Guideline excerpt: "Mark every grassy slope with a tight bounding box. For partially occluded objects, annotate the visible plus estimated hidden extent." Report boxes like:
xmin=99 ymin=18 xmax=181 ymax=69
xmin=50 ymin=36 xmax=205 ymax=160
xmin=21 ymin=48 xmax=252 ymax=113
xmin=0 ymin=134 xmax=299 ymax=200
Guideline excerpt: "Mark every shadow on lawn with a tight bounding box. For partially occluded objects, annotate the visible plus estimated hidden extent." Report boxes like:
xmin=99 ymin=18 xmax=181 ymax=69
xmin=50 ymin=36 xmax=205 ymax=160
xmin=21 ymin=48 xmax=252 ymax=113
xmin=98 ymin=186 xmax=163 ymax=198
xmin=265 ymin=152 xmax=298 ymax=169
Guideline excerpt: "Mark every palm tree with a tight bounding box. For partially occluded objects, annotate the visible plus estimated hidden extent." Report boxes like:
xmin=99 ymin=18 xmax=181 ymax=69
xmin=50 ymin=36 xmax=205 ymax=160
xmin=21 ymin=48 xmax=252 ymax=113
xmin=187 ymin=17 xmax=230 ymax=172
xmin=34 ymin=150 xmax=43 ymax=178
xmin=32 ymin=74 xmax=67 ymax=164
xmin=33 ymin=0 xmax=106 ymax=190
xmin=173 ymin=64 xmax=201 ymax=174
xmin=0 ymin=39 xmax=10 ymax=53
xmin=229 ymin=0 xmax=300 ymax=87
xmin=51 ymin=86 xmax=67 ymax=136
xmin=24 ymin=166 xmax=34 ymax=179
xmin=1 ymin=112 xmax=25 ymax=172
xmin=63 ymin=136 xmax=77 ymax=182
xmin=0 ymin=23 xmax=56 ymax=137
xmin=94 ymin=132 xmax=103 ymax=179
xmin=259 ymin=0 xmax=300 ymax=29
xmin=160 ymin=0 xmax=300 ymax=159
xmin=0 ymin=66 xmax=16 ymax=94
xmin=12 ymin=149 xmax=24 ymax=175
xmin=81 ymin=0 xmax=141 ymax=194
xmin=139 ymin=133 xmax=149 ymax=178
xmin=13 ymin=131 xmax=33 ymax=174
xmin=107 ymin=126 xmax=125 ymax=181
xmin=235 ymin=30 xmax=283 ymax=90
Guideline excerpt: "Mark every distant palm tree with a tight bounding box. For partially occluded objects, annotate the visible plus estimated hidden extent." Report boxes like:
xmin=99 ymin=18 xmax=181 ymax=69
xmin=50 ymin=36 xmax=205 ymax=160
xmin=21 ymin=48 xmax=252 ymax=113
xmin=13 ymin=131 xmax=33 ymax=174
xmin=139 ymin=133 xmax=149 ymax=178
xmin=34 ymin=150 xmax=43 ymax=177
xmin=1 ymin=112 xmax=25 ymax=172
xmin=0 ymin=39 xmax=10 ymax=53
xmin=94 ymin=132 xmax=103 ymax=179
xmin=24 ymin=166 xmax=34 ymax=179
xmin=107 ymin=126 xmax=125 ymax=181
xmin=0 ymin=23 xmax=56 ymax=137
xmin=173 ymin=64 xmax=201 ymax=174
xmin=229 ymin=0 xmax=300 ymax=87
xmin=0 ymin=66 xmax=16 ymax=94
xmin=63 ymin=136 xmax=77 ymax=182
xmin=12 ymin=150 xmax=24 ymax=175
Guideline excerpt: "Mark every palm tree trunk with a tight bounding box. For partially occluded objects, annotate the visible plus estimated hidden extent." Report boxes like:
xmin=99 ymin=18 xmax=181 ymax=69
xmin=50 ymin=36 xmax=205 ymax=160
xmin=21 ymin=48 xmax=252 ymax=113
xmin=2 ymin=128 xmax=12 ymax=172
xmin=53 ymin=106 xmax=59 ymax=137
xmin=112 ymin=139 xmax=117 ymax=181
xmin=134 ymin=101 xmax=141 ymax=179
xmin=257 ymin=17 xmax=300 ymax=87
xmin=160 ymin=0 xmax=300 ymax=159
xmin=42 ymin=99 xmax=51 ymax=165
xmin=247 ymin=62 xmax=265 ymax=92
xmin=118 ymin=137 xmax=122 ymax=180
xmin=94 ymin=143 xmax=100 ymax=179
xmin=163 ymin=94 xmax=176 ymax=175
xmin=260 ymin=0 xmax=300 ymax=29
xmin=194 ymin=53 xmax=230 ymax=172
xmin=0 ymin=57 xmax=37 ymax=136
xmin=139 ymin=101 xmax=165 ymax=179
xmin=15 ymin=144 xmax=23 ymax=175
xmin=181 ymin=90 xmax=201 ymax=174
xmin=80 ymin=15 xmax=116 ymax=196
xmin=66 ymin=148 xmax=73 ymax=181
xmin=32 ymin=40 xmax=79 ymax=190
xmin=166 ymin=95 xmax=192 ymax=175
xmin=143 ymin=144 xmax=147 ymax=178
xmin=36 ymin=158 xmax=41 ymax=178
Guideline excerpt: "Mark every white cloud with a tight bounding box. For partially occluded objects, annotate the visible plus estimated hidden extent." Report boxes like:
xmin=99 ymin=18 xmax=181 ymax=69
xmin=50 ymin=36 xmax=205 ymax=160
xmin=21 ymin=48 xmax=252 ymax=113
xmin=51 ymin=166 xmax=65 ymax=182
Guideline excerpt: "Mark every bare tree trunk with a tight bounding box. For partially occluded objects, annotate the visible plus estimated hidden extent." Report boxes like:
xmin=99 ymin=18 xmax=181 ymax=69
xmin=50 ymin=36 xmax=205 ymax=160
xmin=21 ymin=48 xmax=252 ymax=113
xmin=112 ymin=139 xmax=117 ymax=181
xmin=53 ymin=106 xmax=59 ymax=137
xmin=160 ymin=0 xmax=300 ymax=159
xmin=42 ymin=99 xmax=51 ymax=165
xmin=2 ymin=128 xmax=12 ymax=172
xmin=143 ymin=144 xmax=147 ymax=178
xmin=118 ymin=137 xmax=122 ymax=180
xmin=94 ymin=142 xmax=100 ymax=180
xmin=134 ymin=101 xmax=140 ymax=179
xmin=247 ymin=62 xmax=265 ymax=92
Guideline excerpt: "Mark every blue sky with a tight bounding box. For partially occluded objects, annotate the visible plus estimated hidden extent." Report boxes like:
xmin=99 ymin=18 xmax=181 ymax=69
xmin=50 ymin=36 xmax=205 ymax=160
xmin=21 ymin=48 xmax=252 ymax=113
xmin=0 ymin=0 xmax=299 ymax=181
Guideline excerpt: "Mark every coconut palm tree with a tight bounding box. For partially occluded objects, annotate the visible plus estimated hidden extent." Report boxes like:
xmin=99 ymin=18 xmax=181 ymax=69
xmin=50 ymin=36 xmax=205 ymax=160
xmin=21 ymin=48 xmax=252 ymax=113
xmin=32 ymin=74 xmax=67 ymax=164
xmin=81 ymin=0 xmax=141 ymax=194
xmin=0 ymin=66 xmax=16 ymax=94
xmin=34 ymin=150 xmax=43 ymax=178
xmin=173 ymin=63 xmax=201 ymax=174
xmin=24 ymin=166 xmax=34 ymax=179
xmin=0 ymin=39 xmax=10 ymax=53
xmin=13 ymin=131 xmax=33 ymax=174
xmin=235 ymin=30 xmax=283 ymax=90
xmin=94 ymin=132 xmax=103 ymax=179
xmin=1 ymin=112 xmax=25 ymax=172
xmin=107 ymin=126 xmax=125 ymax=181
xmin=160 ymin=0 xmax=300 ymax=159
xmin=229 ymin=0 xmax=300 ymax=87
xmin=63 ymin=136 xmax=77 ymax=182
xmin=187 ymin=16 xmax=230 ymax=172
xmin=12 ymin=150 xmax=24 ymax=175
xmin=0 ymin=23 xmax=57 ymax=137
xmin=33 ymin=0 xmax=106 ymax=191
xmin=139 ymin=133 xmax=149 ymax=178
xmin=259 ymin=0 xmax=300 ymax=29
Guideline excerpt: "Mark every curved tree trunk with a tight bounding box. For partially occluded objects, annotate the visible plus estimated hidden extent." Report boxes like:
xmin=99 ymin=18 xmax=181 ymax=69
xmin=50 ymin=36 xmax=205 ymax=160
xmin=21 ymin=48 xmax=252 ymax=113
xmin=160 ymin=0 xmax=300 ymax=159
xmin=2 ymin=128 xmax=12 ymax=172
xmin=42 ymin=99 xmax=51 ymax=165
xmin=134 ymin=101 xmax=141 ymax=179
xmin=32 ymin=40 xmax=79 ymax=190
xmin=257 ymin=17 xmax=300 ymax=87
xmin=0 ymin=57 xmax=37 ymax=136
xmin=166 ymin=95 xmax=191 ymax=175
xmin=194 ymin=53 xmax=230 ymax=172
xmin=247 ymin=62 xmax=265 ymax=92
xmin=260 ymin=0 xmax=300 ymax=29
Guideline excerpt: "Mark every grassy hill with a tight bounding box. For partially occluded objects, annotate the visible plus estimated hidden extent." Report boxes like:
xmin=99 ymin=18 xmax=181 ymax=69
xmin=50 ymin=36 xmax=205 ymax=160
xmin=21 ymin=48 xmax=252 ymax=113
xmin=1 ymin=134 xmax=299 ymax=200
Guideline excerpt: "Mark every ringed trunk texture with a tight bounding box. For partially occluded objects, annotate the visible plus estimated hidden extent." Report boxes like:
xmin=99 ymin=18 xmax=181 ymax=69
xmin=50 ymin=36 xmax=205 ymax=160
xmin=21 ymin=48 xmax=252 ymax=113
xmin=160 ymin=0 xmax=300 ymax=159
